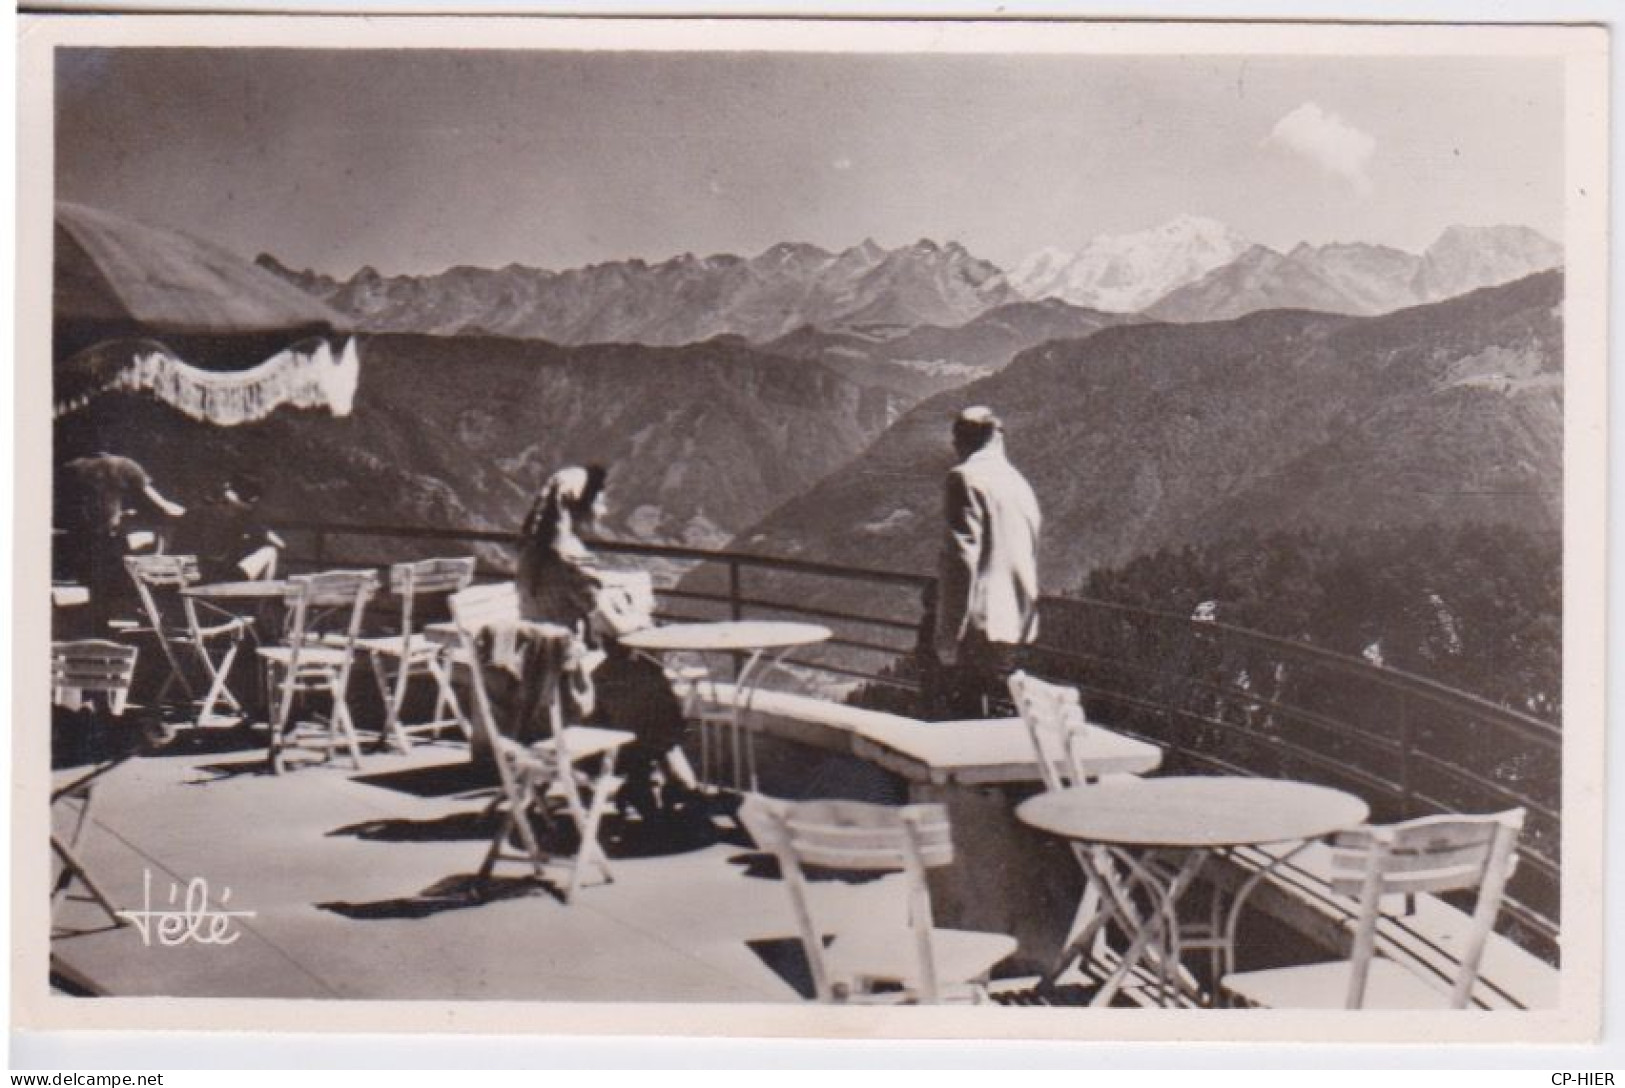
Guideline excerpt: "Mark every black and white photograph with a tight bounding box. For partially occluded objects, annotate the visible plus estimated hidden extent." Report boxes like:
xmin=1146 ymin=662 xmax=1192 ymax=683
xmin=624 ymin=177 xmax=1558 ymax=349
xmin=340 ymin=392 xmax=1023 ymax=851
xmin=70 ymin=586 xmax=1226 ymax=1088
xmin=13 ymin=15 xmax=1609 ymax=1043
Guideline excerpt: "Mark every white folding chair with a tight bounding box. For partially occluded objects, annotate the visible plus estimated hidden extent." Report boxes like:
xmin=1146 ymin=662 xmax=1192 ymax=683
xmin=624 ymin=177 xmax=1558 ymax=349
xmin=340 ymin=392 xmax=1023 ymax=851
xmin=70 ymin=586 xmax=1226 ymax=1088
xmin=449 ymin=584 xmax=633 ymax=903
xmin=50 ymin=640 xmax=150 ymax=927
xmin=1222 ymin=809 xmax=1526 ymax=1009
xmin=258 ymin=569 xmax=378 ymax=774
xmin=124 ymin=554 xmax=250 ymax=727
xmin=741 ymin=796 xmax=1016 ymax=1004
xmin=1008 ymin=670 xmax=1212 ymax=999
xmin=1009 ymin=670 xmax=1144 ymax=792
xmin=360 ymin=556 xmax=476 ymax=752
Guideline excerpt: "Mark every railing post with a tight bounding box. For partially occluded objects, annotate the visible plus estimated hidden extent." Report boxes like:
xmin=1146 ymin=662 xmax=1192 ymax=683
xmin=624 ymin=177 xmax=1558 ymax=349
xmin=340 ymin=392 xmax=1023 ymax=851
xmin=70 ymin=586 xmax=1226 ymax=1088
xmin=728 ymin=558 xmax=743 ymax=680
xmin=1397 ymin=694 xmax=1420 ymax=917
xmin=1397 ymin=693 xmax=1414 ymax=820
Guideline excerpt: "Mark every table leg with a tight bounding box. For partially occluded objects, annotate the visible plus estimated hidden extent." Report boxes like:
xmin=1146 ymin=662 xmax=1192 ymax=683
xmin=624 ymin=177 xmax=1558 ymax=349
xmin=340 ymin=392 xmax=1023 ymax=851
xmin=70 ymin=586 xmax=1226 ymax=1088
xmin=1049 ymin=844 xmax=1170 ymax=989
xmin=1089 ymin=848 xmax=1208 ymax=1008
xmin=1059 ymin=846 xmax=1136 ymax=992
xmin=730 ymin=649 xmax=769 ymax=792
xmin=1217 ymin=840 xmax=1314 ymax=997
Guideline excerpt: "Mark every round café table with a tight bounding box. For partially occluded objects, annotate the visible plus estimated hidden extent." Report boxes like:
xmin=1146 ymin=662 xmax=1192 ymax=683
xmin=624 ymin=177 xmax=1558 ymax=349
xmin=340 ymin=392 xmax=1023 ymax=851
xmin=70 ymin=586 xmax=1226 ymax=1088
xmin=180 ymin=579 xmax=291 ymax=650
xmin=1018 ymin=775 xmax=1370 ymax=1007
xmin=619 ymin=620 xmax=832 ymax=792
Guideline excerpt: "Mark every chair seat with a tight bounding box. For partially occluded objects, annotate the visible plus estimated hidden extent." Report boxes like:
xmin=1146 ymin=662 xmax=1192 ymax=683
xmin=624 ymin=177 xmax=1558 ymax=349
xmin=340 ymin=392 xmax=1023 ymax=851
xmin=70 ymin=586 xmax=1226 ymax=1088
xmin=190 ymin=616 xmax=252 ymax=639
xmin=495 ymin=727 xmax=635 ymax=773
xmin=257 ymin=644 xmax=351 ymax=668
xmin=423 ymin=620 xmax=460 ymax=644
xmin=539 ymin=726 xmax=635 ymax=763
xmin=1223 ymin=956 xmax=1458 ymax=1010
xmin=824 ymin=926 xmax=1018 ymax=995
xmin=356 ymin=633 xmax=443 ymax=657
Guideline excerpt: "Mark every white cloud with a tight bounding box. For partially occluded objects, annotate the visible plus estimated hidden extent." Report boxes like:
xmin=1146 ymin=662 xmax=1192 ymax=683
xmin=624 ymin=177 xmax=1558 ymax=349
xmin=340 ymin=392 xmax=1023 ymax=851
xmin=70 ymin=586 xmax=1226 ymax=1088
xmin=833 ymin=156 xmax=853 ymax=172
xmin=1265 ymin=102 xmax=1376 ymax=196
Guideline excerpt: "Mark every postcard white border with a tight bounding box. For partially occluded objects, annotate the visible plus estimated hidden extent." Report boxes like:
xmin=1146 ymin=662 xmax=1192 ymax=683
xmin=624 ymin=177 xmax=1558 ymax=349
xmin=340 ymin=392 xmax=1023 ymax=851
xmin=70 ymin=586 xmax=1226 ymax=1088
xmin=9 ymin=12 xmax=1610 ymax=1050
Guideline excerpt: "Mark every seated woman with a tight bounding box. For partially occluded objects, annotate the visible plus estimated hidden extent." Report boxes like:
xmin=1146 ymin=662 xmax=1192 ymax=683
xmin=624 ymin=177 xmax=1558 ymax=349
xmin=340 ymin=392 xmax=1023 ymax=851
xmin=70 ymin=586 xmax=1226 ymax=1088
xmin=517 ymin=465 xmax=700 ymax=825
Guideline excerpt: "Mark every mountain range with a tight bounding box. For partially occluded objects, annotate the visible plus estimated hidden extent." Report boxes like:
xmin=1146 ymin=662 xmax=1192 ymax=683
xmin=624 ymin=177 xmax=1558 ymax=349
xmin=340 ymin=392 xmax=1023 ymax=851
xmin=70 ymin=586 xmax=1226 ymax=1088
xmin=54 ymin=201 xmax=1564 ymax=576
xmin=261 ymin=217 xmax=1562 ymax=355
xmin=715 ymin=271 xmax=1562 ymax=625
xmin=1147 ymin=225 xmax=1563 ymax=323
xmin=257 ymin=237 xmax=1019 ymax=347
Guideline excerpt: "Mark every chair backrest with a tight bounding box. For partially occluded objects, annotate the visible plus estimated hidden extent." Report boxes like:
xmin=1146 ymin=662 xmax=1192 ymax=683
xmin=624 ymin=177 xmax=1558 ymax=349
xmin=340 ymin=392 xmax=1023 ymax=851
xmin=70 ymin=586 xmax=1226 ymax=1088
xmin=286 ymin=568 xmax=379 ymax=609
xmin=389 ymin=556 xmax=477 ymax=641
xmin=741 ymin=796 xmax=954 ymax=1002
xmin=448 ymin=582 xmax=520 ymax=635
xmin=1330 ymin=808 xmax=1526 ymax=1009
xmin=1008 ymin=670 xmax=1095 ymax=791
xmin=124 ymin=553 xmax=202 ymax=628
xmin=124 ymin=554 xmax=201 ymax=589
xmin=280 ymin=569 xmax=378 ymax=669
xmin=52 ymin=639 xmax=139 ymax=716
xmin=448 ymin=584 xmax=566 ymax=793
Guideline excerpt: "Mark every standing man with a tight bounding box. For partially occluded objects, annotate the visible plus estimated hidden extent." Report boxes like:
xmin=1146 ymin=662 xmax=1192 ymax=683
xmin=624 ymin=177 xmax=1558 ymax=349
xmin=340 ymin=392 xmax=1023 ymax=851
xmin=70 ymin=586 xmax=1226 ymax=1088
xmin=933 ymin=406 xmax=1043 ymax=718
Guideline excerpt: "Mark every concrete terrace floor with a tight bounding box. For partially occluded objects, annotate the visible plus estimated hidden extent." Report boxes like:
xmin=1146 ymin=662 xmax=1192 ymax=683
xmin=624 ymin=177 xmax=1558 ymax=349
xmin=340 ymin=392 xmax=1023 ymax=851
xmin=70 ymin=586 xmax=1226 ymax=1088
xmin=49 ymin=730 xmax=899 ymax=1003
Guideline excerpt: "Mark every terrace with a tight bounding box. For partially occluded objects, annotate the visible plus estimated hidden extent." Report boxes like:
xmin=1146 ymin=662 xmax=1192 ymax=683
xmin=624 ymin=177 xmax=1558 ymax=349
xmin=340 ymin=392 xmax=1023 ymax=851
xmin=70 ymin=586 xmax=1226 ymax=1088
xmin=47 ymin=520 xmax=1561 ymax=1010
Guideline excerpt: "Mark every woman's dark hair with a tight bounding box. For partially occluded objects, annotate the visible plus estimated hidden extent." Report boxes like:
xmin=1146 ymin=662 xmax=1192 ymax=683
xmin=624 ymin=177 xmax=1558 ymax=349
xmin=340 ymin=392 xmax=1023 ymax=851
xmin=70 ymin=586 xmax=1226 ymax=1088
xmin=521 ymin=464 xmax=611 ymax=549
xmin=580 ymin=464 xmax=609 ymax=513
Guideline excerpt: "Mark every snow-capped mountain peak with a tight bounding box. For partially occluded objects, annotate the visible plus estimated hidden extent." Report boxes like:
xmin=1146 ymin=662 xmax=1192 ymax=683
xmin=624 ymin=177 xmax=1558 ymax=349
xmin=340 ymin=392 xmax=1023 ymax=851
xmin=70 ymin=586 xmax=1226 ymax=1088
xmin=1010 ymin=215 xmax=1252 ymax=313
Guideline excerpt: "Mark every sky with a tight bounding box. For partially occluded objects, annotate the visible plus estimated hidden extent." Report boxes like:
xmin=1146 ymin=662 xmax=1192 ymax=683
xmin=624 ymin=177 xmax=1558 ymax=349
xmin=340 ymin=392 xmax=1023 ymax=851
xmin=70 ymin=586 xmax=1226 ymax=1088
xmin=54 ymin=48 xmax=1564 ymax=277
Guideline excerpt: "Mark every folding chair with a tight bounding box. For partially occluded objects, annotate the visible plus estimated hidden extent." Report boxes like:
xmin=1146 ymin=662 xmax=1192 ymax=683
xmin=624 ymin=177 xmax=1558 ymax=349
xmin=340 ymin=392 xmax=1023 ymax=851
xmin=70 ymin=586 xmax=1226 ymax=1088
xmin=1221 ymin=809 xmax=1525 ymax=1009
xmin=1007 ymin=670 xmax=1211 ymax=996
xmin=741 ymin=796 xmax=1016 ymax=1004
xmin=448 ymin=584 xmax=633 ymax=903
xmin=360 ymin=556 xmax=476 ymax=753
xmin=51 ymin=640 xmax=154 ymax=927
xmin=124 ymin=554 xmax=250 ymax=727
xmin=257 ymin=569 xmax=378 ymax=774
xmin=1009 ymin=670 xmax=1144 ymax=792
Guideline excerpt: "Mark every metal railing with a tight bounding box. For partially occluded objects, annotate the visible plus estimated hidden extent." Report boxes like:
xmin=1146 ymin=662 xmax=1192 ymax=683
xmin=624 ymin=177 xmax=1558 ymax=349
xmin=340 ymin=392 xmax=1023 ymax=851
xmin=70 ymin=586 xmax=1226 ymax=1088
xmin=271 ymin=518 xmax=1562 ymax=961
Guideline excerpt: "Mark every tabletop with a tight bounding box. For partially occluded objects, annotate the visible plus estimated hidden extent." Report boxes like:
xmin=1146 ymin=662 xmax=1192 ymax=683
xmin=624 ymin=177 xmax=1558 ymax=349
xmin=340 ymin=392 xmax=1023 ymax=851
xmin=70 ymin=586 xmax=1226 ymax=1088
xmin=1017 ymin=775 xmax=1370 ymax=849
xmin=182 ymin=579 xmax=290 ymax=600
xmin=619 ymin=620 xmax=832 ymax=653
xmin=853 ymin=716 xmax=1163 ymax=787
xmin=52 ymin=584 xmax=91 ymax=608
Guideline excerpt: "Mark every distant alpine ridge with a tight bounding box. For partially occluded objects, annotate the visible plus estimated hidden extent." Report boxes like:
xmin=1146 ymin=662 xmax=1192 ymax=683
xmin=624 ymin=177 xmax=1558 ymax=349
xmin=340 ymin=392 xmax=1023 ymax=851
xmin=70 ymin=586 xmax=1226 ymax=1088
xmin=261 ymin=218 xmax=1562 ymax=343
xmin=53 ymin=200 xmax=1567 ymax=593
xmin=1145 ymin=225 xmax=1563 ymax=322
xmin=257 ymin=237 xmax=1020 ymax=346
xmin=1009 ymin=215 xmax=1252 ymax=313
